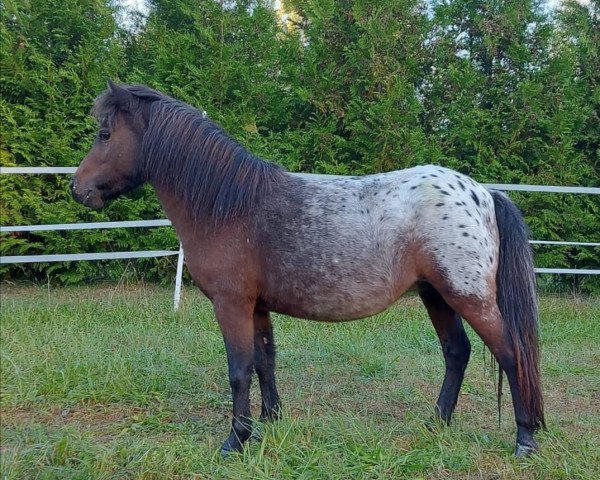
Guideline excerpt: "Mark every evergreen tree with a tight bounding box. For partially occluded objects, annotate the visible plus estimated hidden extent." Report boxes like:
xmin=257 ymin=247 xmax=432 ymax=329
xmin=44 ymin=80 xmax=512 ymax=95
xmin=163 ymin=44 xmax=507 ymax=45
xmin=422 ymin=0 xmax=553 ymax=177
xmin=556 ymin=0 xmax=599 ymax=183
xmin=125 ymin=0 xmax=295 ymax=163
xmin=423 ymin=0 xmax=599 ymax=292
xmin=545 ymin=0 xmax=600 ymax=291
xmin=0 ymin=0 xmax=176 ymax=283
xmin=281 ymin=0 xmax=429 ymax=174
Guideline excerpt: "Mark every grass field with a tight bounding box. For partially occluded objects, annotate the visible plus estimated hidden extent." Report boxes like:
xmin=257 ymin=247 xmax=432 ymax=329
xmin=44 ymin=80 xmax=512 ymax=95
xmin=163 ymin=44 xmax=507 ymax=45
xmin=1 ymin=284 xmax=599 ymax=479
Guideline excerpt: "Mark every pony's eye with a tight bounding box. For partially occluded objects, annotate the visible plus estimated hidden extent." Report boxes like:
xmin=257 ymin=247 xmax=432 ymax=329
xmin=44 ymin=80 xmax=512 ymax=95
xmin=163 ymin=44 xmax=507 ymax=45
xmin=99 ymin=129 xmax=111 ymax=141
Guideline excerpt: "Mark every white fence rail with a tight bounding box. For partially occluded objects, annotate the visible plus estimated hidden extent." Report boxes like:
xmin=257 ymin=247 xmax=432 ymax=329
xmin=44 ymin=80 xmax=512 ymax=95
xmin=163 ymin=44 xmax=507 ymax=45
xmin=1 ymin=167 xmax=77 ymax=174
xmin=1 ymin=219 xmax=172 ymax=232
xmin=1 ymin=167 xmax=599 ymax=309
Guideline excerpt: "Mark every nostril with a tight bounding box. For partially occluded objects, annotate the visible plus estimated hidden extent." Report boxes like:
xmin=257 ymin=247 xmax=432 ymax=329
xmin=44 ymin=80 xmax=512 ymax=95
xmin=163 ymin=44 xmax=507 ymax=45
xmin=70 ymin=178 xmax=76 ymax=192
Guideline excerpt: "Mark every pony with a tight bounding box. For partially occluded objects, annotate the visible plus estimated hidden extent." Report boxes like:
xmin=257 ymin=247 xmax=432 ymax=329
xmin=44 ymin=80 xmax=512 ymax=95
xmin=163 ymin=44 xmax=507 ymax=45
xmin=72 ymin=81 xmax=544 ymax=456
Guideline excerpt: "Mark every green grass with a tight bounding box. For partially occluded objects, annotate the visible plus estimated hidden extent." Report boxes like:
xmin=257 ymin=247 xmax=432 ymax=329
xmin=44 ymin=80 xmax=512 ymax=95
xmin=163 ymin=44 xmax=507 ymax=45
xmin=1 ymin=285 xmax=599 ymax=479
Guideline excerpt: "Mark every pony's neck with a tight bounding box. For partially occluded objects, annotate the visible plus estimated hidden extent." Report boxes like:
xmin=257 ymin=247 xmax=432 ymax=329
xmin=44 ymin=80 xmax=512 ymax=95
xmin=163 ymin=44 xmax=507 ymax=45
xmin=154 ymin=185 xmax=199 ymax=232
xmin=141 ymin=106 xmax=285 ymax=225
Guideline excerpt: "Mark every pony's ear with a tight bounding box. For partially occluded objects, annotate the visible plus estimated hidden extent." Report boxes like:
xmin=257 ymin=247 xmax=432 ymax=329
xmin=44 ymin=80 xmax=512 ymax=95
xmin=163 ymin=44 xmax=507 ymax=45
xmin=107 ymin=79 xmax=133 ymax=110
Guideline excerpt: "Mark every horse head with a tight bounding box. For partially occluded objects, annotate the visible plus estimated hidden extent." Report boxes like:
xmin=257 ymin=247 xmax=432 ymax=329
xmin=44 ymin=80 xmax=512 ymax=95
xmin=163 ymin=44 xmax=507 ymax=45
xmin=71 ymin=80 xmax=146 ymax=208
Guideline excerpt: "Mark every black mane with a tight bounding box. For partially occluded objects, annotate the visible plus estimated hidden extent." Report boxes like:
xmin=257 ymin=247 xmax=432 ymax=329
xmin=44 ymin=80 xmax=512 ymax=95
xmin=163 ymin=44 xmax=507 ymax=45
xmin=92 ymin=84 xmax=285 ymax=224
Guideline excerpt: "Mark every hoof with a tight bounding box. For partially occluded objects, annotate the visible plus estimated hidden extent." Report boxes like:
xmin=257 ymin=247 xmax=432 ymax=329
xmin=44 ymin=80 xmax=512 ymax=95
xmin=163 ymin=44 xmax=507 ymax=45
xmin=424 ymin=419 xmax=437 ymax=433
xmin=219 ymin=446 xmax=238 ymax=457
xmin=220 ymin=439 xmax=242 ymax=457
xmin=251 ymin=429 xmax=263 ymax=442
xmin=424 ymin=416 xmax=448 ymax=433
xmin=515 ymin=441 xmax=537 ymax=457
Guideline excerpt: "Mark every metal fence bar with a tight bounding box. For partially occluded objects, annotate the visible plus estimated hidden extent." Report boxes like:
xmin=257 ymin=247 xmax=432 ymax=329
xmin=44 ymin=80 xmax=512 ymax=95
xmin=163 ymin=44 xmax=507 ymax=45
xmin=483 ymin=183 xmax=600 ymax=194
xmin=1 ymin=220 xmax=172 ymax=233
xmin=295 ymin=173 xmax=600 ymax=195
xmin=0 ymin=167 xmax=77 ymax=174
xmin=0 ymin=250 xmax=178 ymax=264
xmin=173 ymin=244 xmax=185 ymax=311
xmin=530 ymin=240 xmax=600 ymax=247
xmin=2 ymin=252 xmax=596 ymax=273
xmin=535 ymin=268 xmax=600 ymax=275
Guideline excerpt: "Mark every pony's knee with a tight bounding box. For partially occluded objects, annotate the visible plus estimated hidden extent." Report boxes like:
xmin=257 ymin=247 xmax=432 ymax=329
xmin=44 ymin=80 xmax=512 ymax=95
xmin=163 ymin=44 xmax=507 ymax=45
xmin=228 ymin=363 xmax=253 ymax=391
xmin=445 ymin=334 xmax=471 ymax=371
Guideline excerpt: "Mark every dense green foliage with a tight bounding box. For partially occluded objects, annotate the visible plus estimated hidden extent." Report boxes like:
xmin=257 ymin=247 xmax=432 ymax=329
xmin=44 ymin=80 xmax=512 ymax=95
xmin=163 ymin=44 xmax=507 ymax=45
xmin=1 ymin=0 xmax=598 ymax=290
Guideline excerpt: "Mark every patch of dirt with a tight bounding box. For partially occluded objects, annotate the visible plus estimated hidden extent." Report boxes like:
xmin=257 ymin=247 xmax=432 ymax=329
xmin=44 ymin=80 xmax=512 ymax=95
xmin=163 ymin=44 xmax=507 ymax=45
xmin=1 ymin=404 xmax=136 ymax=433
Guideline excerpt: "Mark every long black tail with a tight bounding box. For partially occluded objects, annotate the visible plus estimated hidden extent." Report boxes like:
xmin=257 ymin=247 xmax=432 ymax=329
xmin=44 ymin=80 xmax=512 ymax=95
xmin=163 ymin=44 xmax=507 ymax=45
xmin=491 ymin=191 xmax=545 ymax=431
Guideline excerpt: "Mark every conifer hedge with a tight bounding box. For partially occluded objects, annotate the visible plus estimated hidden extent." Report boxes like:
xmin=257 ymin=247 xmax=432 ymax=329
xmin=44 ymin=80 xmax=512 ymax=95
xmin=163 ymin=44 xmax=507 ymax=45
xmin=1 ymin=0 xmax=598 ymax=291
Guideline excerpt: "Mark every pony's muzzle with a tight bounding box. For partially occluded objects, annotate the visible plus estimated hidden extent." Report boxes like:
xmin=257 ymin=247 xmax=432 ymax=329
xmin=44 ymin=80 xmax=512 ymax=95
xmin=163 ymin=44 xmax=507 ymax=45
xmin=70 ymin=176 xmax=84 ymax=203
xmin=70 ymin=177 xmax=105 ymax=209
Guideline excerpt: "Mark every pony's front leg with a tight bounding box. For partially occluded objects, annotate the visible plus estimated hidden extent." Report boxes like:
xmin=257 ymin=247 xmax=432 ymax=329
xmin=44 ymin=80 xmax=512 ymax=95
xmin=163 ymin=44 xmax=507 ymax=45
xmin=253 ymin=310 xmax=280 ymax=421
xmin=214 ymin=300 xmax=255 ymax=455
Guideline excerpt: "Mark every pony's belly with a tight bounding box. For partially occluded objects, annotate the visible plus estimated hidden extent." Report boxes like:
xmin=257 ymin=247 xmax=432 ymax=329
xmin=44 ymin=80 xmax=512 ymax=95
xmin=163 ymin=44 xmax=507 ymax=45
xmin=260 ymin=277 xmax=401 ymax=322
xmin=268 ymin=297 xmax=394 ymax=322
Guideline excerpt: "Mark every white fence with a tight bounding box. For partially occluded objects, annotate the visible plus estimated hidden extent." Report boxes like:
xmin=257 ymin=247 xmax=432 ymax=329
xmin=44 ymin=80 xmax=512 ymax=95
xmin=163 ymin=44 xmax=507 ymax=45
xmin=1 ymin=166 xmax=599 ymax=309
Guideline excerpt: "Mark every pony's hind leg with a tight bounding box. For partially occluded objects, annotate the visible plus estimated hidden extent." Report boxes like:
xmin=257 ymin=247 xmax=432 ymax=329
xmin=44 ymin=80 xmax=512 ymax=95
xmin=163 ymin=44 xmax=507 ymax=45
xmin=418 ymin=282 xmax=471 ymax=425
xmin=448 ymin=295 xmax=540 ymax=456
xmin=253 ymin=310 xmax=281 ymax=421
